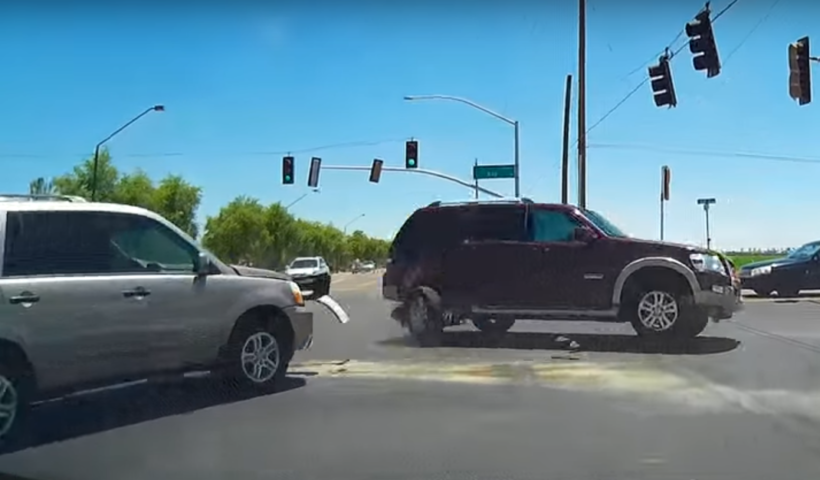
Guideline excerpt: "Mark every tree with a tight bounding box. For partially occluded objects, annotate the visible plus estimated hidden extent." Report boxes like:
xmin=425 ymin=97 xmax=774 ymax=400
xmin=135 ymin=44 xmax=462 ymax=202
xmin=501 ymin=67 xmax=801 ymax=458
xmin=38 ymin=151 xmax=202 ymax=237
xmin=202 ymin=196 xmax=391 ymax=270
xmin=31 ymin=153 xmax=391 ymax=270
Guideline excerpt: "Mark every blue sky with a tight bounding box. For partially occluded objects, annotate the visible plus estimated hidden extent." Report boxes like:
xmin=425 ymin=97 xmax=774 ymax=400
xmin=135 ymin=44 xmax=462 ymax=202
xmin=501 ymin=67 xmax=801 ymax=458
xmin=1 ymin=0 xmax=817 ymax=250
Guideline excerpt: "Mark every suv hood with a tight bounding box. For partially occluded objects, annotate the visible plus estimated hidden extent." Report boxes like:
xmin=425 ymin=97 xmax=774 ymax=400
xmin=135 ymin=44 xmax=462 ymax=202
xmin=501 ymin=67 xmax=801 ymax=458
xmin=231 ymin=264 xmax=291 ymax=281
xmin=615 ymin=237 xmax=703 ymax=255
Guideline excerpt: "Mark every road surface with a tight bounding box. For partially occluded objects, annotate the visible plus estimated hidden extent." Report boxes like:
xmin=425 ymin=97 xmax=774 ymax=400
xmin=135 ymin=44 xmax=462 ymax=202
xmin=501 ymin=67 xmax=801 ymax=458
xmin=1 ymin=271 xmax=820 ymax=480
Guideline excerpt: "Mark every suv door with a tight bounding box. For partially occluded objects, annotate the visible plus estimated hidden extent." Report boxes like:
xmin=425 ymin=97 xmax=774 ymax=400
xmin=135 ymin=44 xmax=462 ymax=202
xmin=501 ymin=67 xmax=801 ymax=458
xmin=101 ymin=212 xmax=227 ymax=373
xmin=526 ymin=207 xmax=613 ymax=309
xmin=441 ymin=205 xmax=537 ymax=308
xmin=0 ymin=210 xmax=157 ymax=391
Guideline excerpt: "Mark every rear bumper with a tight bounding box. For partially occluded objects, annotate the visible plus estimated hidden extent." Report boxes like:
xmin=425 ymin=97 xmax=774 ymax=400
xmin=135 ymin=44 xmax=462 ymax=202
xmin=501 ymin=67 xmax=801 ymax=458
xmin=283 ymin=305 xmax=314 ymax=350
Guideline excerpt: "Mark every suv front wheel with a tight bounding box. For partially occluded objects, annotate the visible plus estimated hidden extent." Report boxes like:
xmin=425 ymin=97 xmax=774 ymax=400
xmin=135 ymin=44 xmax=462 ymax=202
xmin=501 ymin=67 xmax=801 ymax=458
xmin=625 ymin=289 xmax=708 ymax=339
xmin=472 ymin=316 xmax=515 ymax=334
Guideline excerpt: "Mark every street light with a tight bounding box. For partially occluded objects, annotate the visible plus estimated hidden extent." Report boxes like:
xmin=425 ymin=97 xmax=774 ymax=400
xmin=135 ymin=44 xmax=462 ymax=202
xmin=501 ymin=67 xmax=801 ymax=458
xmin=403 ymin=94 xmax=521 ymax=198
xmin=90 ymin=105 xmax=165 ymax=201
xmin=285 ymin=188 xmax=320 ymax=210
xmin=343 ymin=213 xmax=365 ymax=234
xmin=697 ymin=198 xmax=717 ymax=250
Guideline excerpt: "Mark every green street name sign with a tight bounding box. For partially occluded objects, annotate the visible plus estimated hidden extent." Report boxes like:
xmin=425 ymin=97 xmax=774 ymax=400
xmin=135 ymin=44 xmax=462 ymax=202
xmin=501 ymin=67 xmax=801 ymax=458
xmin=473 ymin=164 xmax=516 ymax=180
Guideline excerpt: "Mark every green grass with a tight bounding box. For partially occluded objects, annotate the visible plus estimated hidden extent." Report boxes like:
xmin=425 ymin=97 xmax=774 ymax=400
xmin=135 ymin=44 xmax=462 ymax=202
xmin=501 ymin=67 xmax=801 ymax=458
xmin=726 ymin=254 xmax=782 ymax=269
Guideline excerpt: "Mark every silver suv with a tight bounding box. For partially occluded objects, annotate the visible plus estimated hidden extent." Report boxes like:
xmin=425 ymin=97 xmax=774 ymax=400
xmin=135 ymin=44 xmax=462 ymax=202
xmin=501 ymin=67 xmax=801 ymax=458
xmin=0 ymin=197 xmax=324 ymax=444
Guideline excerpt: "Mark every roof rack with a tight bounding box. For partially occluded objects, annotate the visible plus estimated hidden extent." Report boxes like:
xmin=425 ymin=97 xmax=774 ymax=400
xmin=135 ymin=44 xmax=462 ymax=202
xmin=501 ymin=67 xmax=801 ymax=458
xmin=0 ymin=194 xmax=88 ymax=203
xmin=426 ymin=197 xmax=534 ymax=208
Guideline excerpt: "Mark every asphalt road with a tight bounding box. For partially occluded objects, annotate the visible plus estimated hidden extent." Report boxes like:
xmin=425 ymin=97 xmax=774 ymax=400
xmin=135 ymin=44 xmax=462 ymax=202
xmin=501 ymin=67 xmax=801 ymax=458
xmin=2 ymin=272 xmax=820 ymax=480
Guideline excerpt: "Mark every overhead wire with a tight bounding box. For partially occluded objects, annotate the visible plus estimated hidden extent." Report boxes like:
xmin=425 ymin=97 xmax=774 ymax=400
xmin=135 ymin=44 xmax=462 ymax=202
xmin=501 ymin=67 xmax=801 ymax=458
xmin=0 ymin=138 xmax=408 ymax=161
xmin=589 ymin=143 xmax=820 ymax=165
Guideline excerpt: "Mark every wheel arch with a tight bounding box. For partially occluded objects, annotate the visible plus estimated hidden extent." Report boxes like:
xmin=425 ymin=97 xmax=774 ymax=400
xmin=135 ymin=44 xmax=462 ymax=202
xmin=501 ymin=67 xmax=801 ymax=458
xmin=228 ymin=305 xmax=295 ymax=353
xmin=612 ymin=257 xmax=699 ymax=307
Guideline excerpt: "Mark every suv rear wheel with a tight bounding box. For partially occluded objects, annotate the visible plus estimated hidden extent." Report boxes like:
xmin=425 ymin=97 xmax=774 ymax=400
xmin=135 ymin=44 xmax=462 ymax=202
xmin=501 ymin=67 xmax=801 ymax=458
xmin=625 ymin=288 xmax=708 ymax=339
xmin=406 ymin=292 xmax=444 ymax=346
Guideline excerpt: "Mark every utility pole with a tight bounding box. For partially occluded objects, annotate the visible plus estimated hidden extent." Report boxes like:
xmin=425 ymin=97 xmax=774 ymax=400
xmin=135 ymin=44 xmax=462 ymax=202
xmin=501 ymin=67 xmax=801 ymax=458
xmin=577 ymin=0 xmax=587 ymax=209
xmin=697 ymin=198 xmax=716 ymax=250
xmin=561 ymin=74 xmax=572 ymax=204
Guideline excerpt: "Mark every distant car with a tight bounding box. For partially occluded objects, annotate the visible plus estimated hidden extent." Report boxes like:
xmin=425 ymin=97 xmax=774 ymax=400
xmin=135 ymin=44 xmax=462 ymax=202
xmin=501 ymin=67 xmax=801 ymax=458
xmin=738 ymin=241 xmax=820 ymax=297
xmin=286 ymin=257 xmax=332 ymax=297
xmin=353 ymin=261 xmax=376 ymax=274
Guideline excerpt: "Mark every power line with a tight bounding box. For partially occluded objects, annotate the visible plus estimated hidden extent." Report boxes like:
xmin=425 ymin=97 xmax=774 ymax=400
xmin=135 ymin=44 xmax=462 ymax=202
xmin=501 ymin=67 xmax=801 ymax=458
xmin=721 ymin=0 xmax=782 ymax=66
xmin=0 ymin=138 xmax=407 ymax=161
xmin=589 ymin=142 xmax=820 ymax=165
xmin=592 ymin=0 xmax=743 ymax=136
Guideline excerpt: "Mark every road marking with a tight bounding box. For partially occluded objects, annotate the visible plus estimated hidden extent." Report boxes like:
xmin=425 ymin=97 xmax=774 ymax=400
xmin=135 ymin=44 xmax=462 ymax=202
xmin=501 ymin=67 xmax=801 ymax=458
xmin=290 ymin=359 xmax=820 ymax=419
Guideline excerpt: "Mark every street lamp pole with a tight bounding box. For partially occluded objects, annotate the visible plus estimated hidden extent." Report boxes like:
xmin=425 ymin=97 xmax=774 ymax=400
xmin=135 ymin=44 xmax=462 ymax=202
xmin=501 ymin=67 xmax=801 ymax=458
xmin=285 ymin=189 xmax=320 ymax=210
xmin=343 ymin=213 xmax=365 ymax=234
xmin=697 ymin=198 xmax=717 ymax=250
xmin=403 ymin=94 xmax=520 ymax=198
xmin=91 ymin=105 xmax=165 ymax=201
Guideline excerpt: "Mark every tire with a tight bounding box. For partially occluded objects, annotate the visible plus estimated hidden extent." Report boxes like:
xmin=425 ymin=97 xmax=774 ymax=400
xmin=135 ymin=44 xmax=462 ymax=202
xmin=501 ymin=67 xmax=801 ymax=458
xmin=406 ymin=292 xmax=444 ymax=346
xmin=472 ymin=316 xmax=515 ymax=334
xmin=626 ymin=288 xmax=708 ymax=340
xmin=221 ymin=314 xmax=293 ymax=391
xmin=778 ymin=287 xmax=800 ymax=298
xmin=315 ymin=275 xmax=331 ymax=297
xmin=754 ymin=288 xmax=773 ymax=297
xmin=0 ymin=359 xmax=33 ymax=449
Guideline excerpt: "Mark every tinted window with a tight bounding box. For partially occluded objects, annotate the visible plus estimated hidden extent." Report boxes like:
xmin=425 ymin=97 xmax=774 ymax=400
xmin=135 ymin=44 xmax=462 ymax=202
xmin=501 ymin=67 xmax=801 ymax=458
xmin=391 ymin=209 xmax=461 ymax=259
xmin=460 ymin=205 xmax=526 ymax=242
xmin=527 ymin=209 xmax=581 ymax=242
xmin=2 ymin=211 xmax=197 ymax=277
xmin=4 ymin=211 xmax=114 ymax=277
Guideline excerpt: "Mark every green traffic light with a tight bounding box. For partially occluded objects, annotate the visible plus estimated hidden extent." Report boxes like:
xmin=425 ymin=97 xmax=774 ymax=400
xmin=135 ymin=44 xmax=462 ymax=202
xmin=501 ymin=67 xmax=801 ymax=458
xmin=285 ymin=175 xmax=292 ymax=182
xmin=408 ymin=159 xmax=416 ymax=167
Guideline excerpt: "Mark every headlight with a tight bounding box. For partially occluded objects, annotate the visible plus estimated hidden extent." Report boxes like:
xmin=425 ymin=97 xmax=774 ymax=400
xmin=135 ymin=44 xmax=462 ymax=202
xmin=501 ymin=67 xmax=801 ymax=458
xmin=689 ymin=253 xmax=727 ymax=275
xmin=288 ymin=281 xmax=305 ymax=306
xmin=750 ymin=265 xmax=772 ymax=277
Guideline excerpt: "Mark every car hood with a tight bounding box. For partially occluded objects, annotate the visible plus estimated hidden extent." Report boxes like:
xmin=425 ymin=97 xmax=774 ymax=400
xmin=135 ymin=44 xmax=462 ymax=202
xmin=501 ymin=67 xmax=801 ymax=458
xmin=612 ymin=237 xmax=703 ymax=256
xmin=739 ymin=256 xmax=803 ymax=271
xmin=231 ymin=264 xmax=291 ymax=281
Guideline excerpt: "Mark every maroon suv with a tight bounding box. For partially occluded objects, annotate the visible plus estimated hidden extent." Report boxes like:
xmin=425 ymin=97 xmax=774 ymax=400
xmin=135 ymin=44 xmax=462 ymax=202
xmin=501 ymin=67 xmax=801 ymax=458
xmin=382 ymin=198 xmax=740 ymax=342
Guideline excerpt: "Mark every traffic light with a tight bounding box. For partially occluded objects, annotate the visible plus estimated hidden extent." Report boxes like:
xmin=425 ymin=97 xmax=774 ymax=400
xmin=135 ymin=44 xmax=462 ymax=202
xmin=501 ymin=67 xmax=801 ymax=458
xmin=685 ymin=9 xmax=721 ymax=78
xmin=405 ymin=140 xmax=418 ymax=169
xmin=282 ymin=156 xmax=295 ymax=184
xmin=789 ymin=36 xmax=812 ymax=106
xmin=648 ymin=55 xmax=677 ymax=108
xmin=308 ymin=157 xmax=321 ymax=188
xmin=661 ymin=165 xmax=671 ymax=201
xmin=369 ymin=159 xmax=384 ymax=183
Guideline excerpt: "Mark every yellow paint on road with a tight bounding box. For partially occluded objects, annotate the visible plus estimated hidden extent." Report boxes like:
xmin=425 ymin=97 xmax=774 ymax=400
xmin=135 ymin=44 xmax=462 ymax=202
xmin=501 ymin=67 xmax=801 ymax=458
xmin=289 ymin=358 xmax=820 ymax=419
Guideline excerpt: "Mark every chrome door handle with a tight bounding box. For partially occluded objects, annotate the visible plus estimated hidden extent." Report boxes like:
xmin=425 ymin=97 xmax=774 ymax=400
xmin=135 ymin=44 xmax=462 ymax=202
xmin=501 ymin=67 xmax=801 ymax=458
xmin=9 ymin=293 xmax=39 ymax=305
xmin=122 ymin=287 xmax=151 ymax=298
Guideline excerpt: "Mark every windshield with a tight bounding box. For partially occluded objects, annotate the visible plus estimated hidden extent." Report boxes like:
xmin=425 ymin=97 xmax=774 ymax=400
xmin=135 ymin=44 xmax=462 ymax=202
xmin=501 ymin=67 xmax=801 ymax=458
xmin=289 ymin=259 xmax=318 ymax=269
xmin=582 ymin=209 xmax=629 ymax=238
xmin=787 ymin=242 xmax=820 ymax=259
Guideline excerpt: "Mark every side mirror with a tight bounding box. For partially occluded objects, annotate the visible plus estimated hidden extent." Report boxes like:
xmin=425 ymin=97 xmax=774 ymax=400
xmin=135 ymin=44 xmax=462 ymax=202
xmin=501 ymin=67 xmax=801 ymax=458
xmin=195 ymin=252 xmax=212 ymax=276
xmin=573 ymin=227 xmax=597 ymax=243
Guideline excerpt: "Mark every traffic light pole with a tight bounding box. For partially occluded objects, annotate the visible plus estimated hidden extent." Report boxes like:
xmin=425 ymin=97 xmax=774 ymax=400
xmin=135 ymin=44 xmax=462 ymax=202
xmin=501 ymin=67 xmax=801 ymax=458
xmin=321 ymin=165 xmax=505 ymax=198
